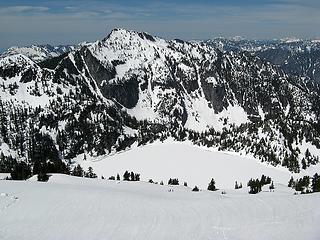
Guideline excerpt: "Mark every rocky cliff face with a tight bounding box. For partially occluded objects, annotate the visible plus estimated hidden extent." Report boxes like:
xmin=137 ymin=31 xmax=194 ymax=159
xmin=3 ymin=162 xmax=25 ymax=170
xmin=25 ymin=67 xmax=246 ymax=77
xmin=1 ymin=29 xmax=320 ymax=173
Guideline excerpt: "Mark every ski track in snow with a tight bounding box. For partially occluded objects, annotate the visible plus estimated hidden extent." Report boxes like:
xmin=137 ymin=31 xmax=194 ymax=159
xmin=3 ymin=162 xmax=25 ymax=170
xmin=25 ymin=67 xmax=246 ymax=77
xmin=0 ymin=192 xmax=19 ymax=213
xmin=0 ymin=175 xmax=319 ymax=240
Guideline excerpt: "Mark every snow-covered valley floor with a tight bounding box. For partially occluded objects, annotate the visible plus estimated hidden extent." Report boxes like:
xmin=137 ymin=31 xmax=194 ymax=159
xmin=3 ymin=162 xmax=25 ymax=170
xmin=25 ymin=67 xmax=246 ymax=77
xmin=0 ymin=174 xmax=319 ymax=240
xmin=77 ymin=141 xmax=319 ymax=189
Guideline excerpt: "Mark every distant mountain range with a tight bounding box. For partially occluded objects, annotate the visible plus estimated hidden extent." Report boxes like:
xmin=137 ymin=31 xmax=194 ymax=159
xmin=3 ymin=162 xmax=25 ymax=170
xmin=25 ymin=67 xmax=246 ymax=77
xmin=0 ymin=29 xmax=320 ymax=175
xmin=0 ymin=44 xmax=77 ymax=63
xmin=204 ymin=38 xmax=320 ymax=82
xmin=0 ymin=43 xmax=91 ymax=63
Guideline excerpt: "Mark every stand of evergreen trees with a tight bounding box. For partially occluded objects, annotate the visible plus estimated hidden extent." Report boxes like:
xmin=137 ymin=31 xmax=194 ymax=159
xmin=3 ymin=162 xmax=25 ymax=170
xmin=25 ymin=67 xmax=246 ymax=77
xmin=247 ymin=175 xmax=272 ymax=194
xmin=123 ymin=170 xmax=140 ymax=181
xmin=288 ymin=174 xmax=320 ymax=193
xmin=235 ymin=181 xmax=243 ymax=189
xmin=70 ymin=165 xmax=97 ymax=178
xmin=168 ymin=178 xmax=179 ymax=185
xmin=84 ymin=167 xmax=97 ymax=178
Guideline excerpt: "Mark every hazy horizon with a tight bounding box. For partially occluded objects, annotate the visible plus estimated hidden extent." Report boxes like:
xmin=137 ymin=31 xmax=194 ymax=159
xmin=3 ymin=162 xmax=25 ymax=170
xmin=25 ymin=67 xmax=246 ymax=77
xmin=1 ymin=0 xmax=319 ymax=50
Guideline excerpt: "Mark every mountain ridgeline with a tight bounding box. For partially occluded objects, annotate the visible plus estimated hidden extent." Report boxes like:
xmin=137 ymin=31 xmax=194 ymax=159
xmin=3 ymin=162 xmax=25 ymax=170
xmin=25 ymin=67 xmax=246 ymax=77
xmin=1 ymin=29 xmax=320 ymax=175
xmin=0 ymin=44 xmax=77 ymax=63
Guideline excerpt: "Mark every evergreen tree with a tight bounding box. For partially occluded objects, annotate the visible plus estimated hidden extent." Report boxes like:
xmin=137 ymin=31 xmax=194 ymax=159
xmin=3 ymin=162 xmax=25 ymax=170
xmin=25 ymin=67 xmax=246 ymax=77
xmin=260 ymin=175 xmax=266 ymax=185
xmin=72 ymin=164 xmax=84 ymax=177
xmin=260 ymin=175 xmax=271 ymax=185
xmin=10 ymin=162 xmax=31 ymax=180
xmin=269 ymin=181 xmax=275 ymax=191
xmin=295 ymin=176 xmax=310 ymax=193
xmin=116 ymin=173 xmax=120 ymax=181
xmin=312 ymin=173 xmax=320 ymax=192
xmin=134 ymin=173 xmax=140 ymax=181
xmin=85 ymin=167 xmax=97 ymax=178
xmin=288 ymin=176 xmax=295 ymax=188
xmin=301 ymin=158 xmax=307 ymax=170
xmin=247 ymin=178 xmax=262 ymax=194
xmin=207 ymin=178 xmax=217 ymax=191
xmin=123 ymin=171 xmax=130 ymax=181
xmin=37 ymin=172 xmax=49 ymax=182
xmin=192 ymin=186 xmax=199 ymax=192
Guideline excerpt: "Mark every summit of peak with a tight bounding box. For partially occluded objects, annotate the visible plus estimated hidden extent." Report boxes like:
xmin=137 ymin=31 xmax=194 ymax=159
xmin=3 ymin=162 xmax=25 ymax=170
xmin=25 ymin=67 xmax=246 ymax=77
xmin=104 ymin=28 xmax=156 ymax=42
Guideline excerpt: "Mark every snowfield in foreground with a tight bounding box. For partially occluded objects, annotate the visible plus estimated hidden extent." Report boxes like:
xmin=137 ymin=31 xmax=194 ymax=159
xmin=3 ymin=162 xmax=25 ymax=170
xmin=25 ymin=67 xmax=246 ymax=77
xmin=77 ymin=141 xmax=320 ymax=189
xmin=0 ymin=174 xmax=319 ymax=240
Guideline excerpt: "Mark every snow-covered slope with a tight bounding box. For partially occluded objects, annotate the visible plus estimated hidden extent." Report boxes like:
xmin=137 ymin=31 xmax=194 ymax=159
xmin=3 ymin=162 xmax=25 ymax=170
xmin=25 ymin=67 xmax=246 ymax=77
xmin=0 ymin=174 xmax=319 ymax=240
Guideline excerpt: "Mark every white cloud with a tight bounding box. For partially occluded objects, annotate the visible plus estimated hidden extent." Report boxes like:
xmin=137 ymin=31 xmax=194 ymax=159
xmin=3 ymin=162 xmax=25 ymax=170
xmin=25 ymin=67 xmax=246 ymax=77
xmin=64 ymin=6 xmax=78 ymax=11
xmin=0 ymin=6 xmax=49 ymax=14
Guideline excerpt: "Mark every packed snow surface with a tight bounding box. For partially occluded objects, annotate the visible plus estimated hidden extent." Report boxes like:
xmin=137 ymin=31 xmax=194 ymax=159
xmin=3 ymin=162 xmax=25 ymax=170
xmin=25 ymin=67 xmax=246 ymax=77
xmin=77 ymin=141 xmax=317 ymax=189
xmin=0 ymin=174 xmax=319 ymax=240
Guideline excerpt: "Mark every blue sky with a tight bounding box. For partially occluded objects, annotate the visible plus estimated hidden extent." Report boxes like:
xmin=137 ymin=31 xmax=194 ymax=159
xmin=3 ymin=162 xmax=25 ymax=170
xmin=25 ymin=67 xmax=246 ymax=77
xmin=0 ymin=0 xmax=319 ymax=50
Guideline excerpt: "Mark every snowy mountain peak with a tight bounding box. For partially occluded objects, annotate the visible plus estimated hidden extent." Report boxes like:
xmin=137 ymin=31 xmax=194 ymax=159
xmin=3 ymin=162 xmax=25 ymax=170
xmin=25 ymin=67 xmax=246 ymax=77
xmin=105 ymin=28 xmax=157 ymax=43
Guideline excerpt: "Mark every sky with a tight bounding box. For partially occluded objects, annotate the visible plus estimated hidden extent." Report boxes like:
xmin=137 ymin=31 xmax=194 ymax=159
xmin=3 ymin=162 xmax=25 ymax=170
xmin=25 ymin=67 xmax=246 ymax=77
xmin=0 ymin=0 xmax=320 ymax=50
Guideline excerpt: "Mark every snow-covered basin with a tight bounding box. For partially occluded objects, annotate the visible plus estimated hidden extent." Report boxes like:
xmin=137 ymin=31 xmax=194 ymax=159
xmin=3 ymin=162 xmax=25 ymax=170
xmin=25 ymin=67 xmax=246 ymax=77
xmin=77 ymin=141 xmax=318 ymax=189
xmin=0 ymin=175 xmax=319 ymax=240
